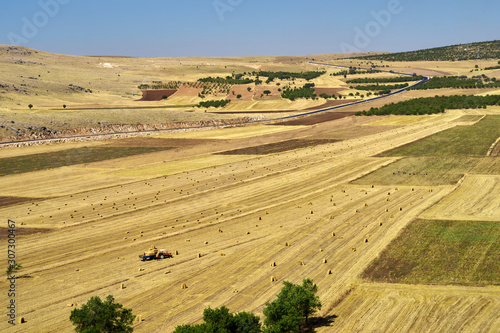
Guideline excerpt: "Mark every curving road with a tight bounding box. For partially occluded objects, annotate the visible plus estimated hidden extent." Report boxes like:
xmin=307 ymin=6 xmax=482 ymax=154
xmin=0 ymin=64 xmax=430 ymax=147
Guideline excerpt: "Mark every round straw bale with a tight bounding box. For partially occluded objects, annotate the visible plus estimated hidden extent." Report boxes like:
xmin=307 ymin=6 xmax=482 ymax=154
xmin=327 ymin=269 xmax=332 ymax=275
xmin=181 ymin=283 xmax=187 ymax=289
xmin=323 ymin=259 xmax=327 ymax=264
xmin=270 ymin=262 xmax=276 ymax=267
xmin=271 ymin=276 xmax=277 ymax=282
xmin=364 ymin=238 xmax=369 ymax=243
xmin=18 ymin=317 xmax=26 ymax=324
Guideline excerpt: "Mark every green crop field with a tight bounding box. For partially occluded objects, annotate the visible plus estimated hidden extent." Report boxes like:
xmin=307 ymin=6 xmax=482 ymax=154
xmin=351 ymin=156 xmax=482 ymax=186
xmin=380 ymin=116 xmax=500 ymax=157
xmin=362 ymin=219 xmax=500 ymax=286
xmin=0 ymin=146 xmax=171 ymax=176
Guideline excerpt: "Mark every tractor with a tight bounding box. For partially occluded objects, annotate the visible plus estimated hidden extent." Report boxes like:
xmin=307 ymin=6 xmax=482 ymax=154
xmin=139 ymin=245 xmax=173 ymax=261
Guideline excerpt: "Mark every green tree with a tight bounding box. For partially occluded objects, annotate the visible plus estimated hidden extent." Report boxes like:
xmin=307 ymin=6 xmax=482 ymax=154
xmin=263 ymin=278 xmax=321 ymax=333
xmin=173 ymin=306 xmax=261 ymax=333
xmin=263 ymin=90 xmax=271 ymax=96
xmin=70 ymin=295 xmax=135 ymax=333
xmin=28 ymin=104 xmax=33 ymax=109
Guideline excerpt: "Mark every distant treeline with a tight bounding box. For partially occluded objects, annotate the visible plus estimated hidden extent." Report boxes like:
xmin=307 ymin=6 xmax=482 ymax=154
xmin=410 ymin=76 xmax=500 ymax=90
xmin=197 ymin=99 xmax=230 ymax=108
xmin=356 ymin=95 xmax=500 ymax=116
xmin=198 ymin=76 xmax=254 ymax=85
xmin=346 ymin=76 xmax=423 ymax=84
xmin=259 ymin=71 xmax=326 ymax=81
xmin=354 ymin=40 xmax=500 ymax=61
xmin=331 ymin=67 xmax=381 ymax=76
xmin=281 ymin=83 xmax=317 ymax=101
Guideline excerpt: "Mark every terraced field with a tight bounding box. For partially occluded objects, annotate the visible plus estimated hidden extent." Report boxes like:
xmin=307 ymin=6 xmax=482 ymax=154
xmin=0 ymin=109 xmax=499 ymax=332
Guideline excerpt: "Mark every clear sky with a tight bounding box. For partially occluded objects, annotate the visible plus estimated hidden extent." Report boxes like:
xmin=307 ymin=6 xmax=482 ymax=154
xmin=0 ymin=0 xmax=498 ymax=57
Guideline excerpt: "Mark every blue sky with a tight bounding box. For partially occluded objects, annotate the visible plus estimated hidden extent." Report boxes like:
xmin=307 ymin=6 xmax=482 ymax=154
xmin=0 ymin=0 xmax=498 ymax=57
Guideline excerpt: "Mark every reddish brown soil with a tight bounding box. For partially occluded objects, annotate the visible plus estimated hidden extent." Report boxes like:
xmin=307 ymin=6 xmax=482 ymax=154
xmin=0 ymin=227 xmax=53 ymax=238
xmin=217 ymin=139 xmax=340 ymax=155
xmin=139 ymin=89 xmax=178 ymax=101
xmin=273 ymin=112 xmax=357 ymax=126
xmin=105 ymin=137 xmax=222 ymax=147
xmin=227 ymin=84 xmax=254 ymax=101
xmin=172 ymin=85 xmax=204 ymax=97
xmin=253 ymin=86 xmax=282 ymax=100
xmin=314 ymin=87 xmax=343 ymax=96
xmin=0 ymin=196 xmax=38 ymax=208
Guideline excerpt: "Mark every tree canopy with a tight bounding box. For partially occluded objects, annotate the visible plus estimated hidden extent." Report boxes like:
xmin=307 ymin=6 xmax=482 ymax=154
xmin=263 ymin=278 xmax=322 ymax=333
xmin=173 ymin=306 xmax=261 ymax=333
xmin=69 ymin=295 xmax=135 ymax=333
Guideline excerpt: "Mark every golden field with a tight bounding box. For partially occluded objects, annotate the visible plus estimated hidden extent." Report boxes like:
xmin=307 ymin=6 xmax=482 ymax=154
xmin=1 ymin=46 xmax=500 ymax=332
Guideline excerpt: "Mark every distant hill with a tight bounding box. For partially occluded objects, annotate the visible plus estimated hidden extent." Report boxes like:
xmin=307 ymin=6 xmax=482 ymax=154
xmin=354 ymin=40 xmax=500 ymax=61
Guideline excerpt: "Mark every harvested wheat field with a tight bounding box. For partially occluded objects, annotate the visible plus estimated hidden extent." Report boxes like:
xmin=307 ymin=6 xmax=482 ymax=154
xmin=2 ymin=41 xmax=500 ymax=333
xmin=3 ymin=103 xmax=499 ymax=333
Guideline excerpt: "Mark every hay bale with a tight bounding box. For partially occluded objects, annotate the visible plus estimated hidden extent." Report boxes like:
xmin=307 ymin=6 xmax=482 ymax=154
xmin=270 ymin=262 xmax=276 ymax=267
xmin=327 ymin=269 xmax=332 ymax=275
xmin=364 ymin=203 xmax=368 ymax=207
xmin=259 ymin=216 xmax=262 ymax=220
xmin=204 ymin=241 xmax=208 ymax=245
xmin=67 ymin=303 xmax=73 ymax=307
xmin=364 ymin=238 xmax=369 ymax=243
xmin=135 ymin=315 xmax=142 ymax=322
xmin=332 ymin=202 xmax=336 ymax=206
xmin=299 ymin=260 xmax=305 ymax=266
xmin=271 ymin=276 xmax=277 ymax=282
xmin=18 ymin=317 xmax=26 ymax=324
xmin=120 ymin=283 xmax=125 ymax=289
xmin=220 ymin=253 xmax=225 ymax=256
xmin=379 ymin=222 xmax=383 ymax=226
xmin=355 ymin=209 xmax=359 ymax=213
xmin=175 ymin=250 xmax=179 ymax=255
xmin=399 ymin=207 xmax=403 ymax=211
xmin=164 ymin=271 xmax=171 ymax=274
xmin=197 ymin=253 xmax=202 ymax=258
xmin=138 ymin=268 xmax=144 ymax=271
xmin=285 ymin=242 xmax=289 ymax=247
xmin=218 ymin=228 xmax=223 ymax=233
xmin=310 ymin=210 xmax=314 ymax=214
xmin=323 ymin=259 xmax=327 ymax=264
xmin=181 ymin=283 xmax=187 ymax=289
xmin=351 ymin=247 xmax=356 ymax=252
xmin=247 ymin=231 xmax=251 ymax=234
xmin=75 ymin=269 xmax=79 ymax=272
xmin=331 ymin=232 xmax=336 ymax=237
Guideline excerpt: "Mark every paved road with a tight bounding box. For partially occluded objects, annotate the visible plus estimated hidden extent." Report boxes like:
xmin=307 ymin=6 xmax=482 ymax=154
xmin=0 ymin=64 xmax=430 ymax=147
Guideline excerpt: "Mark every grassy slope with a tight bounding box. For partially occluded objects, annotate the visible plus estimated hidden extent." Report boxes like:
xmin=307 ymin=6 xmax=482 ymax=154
xmin=353 ymin=115 xmax=500 ymax=185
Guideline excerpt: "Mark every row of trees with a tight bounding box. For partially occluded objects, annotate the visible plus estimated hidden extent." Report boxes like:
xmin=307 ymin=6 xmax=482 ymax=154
xmin=410 ymin=76 xmax=500 ymax=90
xmin=69 ymin=278 xmax=321 ymax=332
xmin=258 ymin=71 xmax=326 ymax=82
xmin=174 ymin=278 xmax=322 ymax=333
xmin=197 ymin=99 xmax=231 ymax=108
xmin=356 ymin=94 xmax=500 ymax=116
xmin=281 ymin=84 xmax=317 ymax=101
xmin=331 ymin=67 xmax=380 ymax=76
xmin=346 ymin=75 xmax=423 ymax=84
xmin=198 ymin=76 xmax=254 ymax=85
